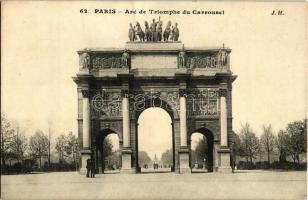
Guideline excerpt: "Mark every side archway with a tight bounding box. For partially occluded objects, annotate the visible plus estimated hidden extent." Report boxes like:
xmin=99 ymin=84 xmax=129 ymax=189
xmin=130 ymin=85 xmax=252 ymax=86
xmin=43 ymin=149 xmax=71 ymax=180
xmin=96 ymin=129 xmax=121 ymax=174
xmin=190 ymin=128 xmax=214 ymax=172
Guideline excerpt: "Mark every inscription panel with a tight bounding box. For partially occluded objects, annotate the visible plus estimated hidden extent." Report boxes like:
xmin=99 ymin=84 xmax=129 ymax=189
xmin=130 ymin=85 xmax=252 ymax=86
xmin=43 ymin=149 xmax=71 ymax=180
xmin=131 ymin=54 xmax=177 ymax=69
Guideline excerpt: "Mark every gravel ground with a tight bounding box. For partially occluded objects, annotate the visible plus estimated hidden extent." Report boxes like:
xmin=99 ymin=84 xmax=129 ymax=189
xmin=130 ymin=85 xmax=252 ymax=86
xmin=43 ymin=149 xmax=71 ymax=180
xmin=1 ymin=170 xmax=306 ymax=200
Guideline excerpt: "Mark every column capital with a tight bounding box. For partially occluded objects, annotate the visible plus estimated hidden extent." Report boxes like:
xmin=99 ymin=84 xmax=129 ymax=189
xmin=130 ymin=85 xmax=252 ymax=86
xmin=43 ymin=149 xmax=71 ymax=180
xmin=81 ymin=89 xmax=91 ymax=98
xmin=219 ymin=88 xmax=228 ymax=97
xmin=179 ymin=89 xmax=187 ymax=97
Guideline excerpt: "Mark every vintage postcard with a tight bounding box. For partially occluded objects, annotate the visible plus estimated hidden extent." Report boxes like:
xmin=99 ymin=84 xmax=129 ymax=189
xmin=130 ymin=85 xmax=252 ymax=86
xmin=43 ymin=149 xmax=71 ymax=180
xmin=1 ymin=1 xmax=307 ymax=200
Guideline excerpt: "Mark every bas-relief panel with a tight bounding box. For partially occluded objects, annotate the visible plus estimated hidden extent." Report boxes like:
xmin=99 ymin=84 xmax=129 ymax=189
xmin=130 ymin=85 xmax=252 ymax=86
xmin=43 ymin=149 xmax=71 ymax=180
xmin=89 ymin=88 xmax=220 ymax=119
xmin=186 ymin=88 xmax=220 ymax=117
xmin=91 ymin=91 xmax=122 ymax=118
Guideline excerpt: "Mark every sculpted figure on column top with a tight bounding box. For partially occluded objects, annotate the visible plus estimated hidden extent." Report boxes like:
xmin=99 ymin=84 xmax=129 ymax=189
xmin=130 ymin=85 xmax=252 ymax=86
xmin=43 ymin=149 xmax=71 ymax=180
xmin=82 ymin=52 xmax=90 ymax=69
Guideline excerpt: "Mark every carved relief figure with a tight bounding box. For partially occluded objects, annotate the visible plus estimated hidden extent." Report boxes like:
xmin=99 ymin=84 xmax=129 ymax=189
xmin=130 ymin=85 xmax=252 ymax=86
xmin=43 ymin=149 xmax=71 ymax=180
xmin=172 ymin=23 xmax=179 ymax=41
xmin=157 ymin=21 xmax=163 ymax=42
xmin=219 ymin=49 xmax=228 ymax=66
xmin=91 ymin=91 xmax=122 ymax=117
xmin=144 ymin=21 xmax=151 ymax=41
xmin=169 ymin=26 xmax=174 ymax=41
xmin=128 ymin=23 xmax=135 ymax=42
xmin=187 ymin=55 xmax=218 ymax=68
xmin=150 ymin=19 xmax=157 ymax=41
xmin=178 ymin=45 xmax=186 ymax=67
xmin=163 ymin=21 xmax=171 ymax=41
xmin=82 ymin=53 xmax=90 ymax=69
xmin=92 ymin=55 xmax=122 ymax=69
xmin=186 ymin=89 xmax=219 ymax=116
xmin=122 ymin=49 xmax=130 ymax=67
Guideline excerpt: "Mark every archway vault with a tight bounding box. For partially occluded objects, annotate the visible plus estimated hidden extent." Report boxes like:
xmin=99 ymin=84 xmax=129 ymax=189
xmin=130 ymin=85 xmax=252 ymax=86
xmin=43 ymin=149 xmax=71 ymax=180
xmin=134 ymin=96 xmax=177 ymax=120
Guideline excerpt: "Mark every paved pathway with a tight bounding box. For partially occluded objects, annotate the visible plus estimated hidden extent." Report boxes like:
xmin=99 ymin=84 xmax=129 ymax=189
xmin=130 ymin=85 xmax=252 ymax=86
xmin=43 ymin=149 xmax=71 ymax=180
xmin=1 ymin=170 xmax=306 ymax=200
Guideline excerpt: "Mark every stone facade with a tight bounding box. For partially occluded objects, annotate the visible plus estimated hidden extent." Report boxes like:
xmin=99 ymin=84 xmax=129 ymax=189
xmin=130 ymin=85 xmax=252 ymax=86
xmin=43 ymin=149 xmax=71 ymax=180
xmin=73 ymin=42 xmax=237 ymax=174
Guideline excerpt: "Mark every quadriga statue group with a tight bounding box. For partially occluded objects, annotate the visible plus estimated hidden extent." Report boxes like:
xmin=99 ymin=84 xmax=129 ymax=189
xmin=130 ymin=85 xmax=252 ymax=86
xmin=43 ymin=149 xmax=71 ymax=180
xmin=128 ymin=18 xmax=179 ymax=42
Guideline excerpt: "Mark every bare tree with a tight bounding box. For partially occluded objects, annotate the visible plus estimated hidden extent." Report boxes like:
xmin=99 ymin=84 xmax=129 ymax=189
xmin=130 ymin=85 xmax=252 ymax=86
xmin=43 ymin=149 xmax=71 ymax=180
xmin=29 ymin=130 xmax=49 ymax=169
xmin=239 ymin=123 xmax=259 ymax=163
xmin=65 ymin=132 xmax=79 ymax=168
xmin=260 ymin=125 xmax=275 ymax=164
xmin=55 ymin=132 xmax=79 ymax=166
xmin=194 ymin=137 xmax=208 ymax=164
xmin=231 ymin=131 xmax=241 ymax=167
xmin=103 ymin=137 xmax=113 ymax=158
xmin=286 ymin=119 xmax=307 ymax=164
xmin=161 ymin=149 xmax=172 ymax=167
xmin=55 ymin=134 xmax=67 ymax=164
xmin=276 ymin=130 xmax=288 ymax=163
xmin=11 ymin=126 xmax=28 ymax=163
xmin=1 ymin=113 xmax=15 ymax=169
xmin=138 ymin=151 xmax=152 ymax=167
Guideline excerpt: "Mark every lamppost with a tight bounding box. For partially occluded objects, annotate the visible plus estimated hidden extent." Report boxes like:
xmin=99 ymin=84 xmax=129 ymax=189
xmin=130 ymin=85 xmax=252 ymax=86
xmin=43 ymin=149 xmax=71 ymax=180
xmin=73 ymin=140 xmax=79 ymax=171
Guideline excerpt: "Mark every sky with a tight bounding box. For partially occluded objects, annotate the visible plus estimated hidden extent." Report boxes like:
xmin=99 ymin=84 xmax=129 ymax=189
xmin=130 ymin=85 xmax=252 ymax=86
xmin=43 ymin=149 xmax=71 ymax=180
xmin=1 ymin=2 xmax=306 ymax=157
xmin=138 ymin=108 xmax=172 ymax=159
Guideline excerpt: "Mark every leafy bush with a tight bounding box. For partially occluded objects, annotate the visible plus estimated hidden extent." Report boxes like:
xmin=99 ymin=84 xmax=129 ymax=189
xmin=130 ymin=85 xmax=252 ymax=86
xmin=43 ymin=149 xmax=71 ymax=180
xmin=237 ymin=161 xmax=256 ymax=169
xmin=237 ymin=161 xmax=307 ymax=170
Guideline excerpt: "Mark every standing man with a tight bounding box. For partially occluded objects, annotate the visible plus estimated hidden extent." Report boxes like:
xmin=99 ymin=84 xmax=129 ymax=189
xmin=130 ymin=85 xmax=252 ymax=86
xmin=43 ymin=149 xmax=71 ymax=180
xmin=128 ymin=23 xmax=135 ymax=42
xmin=86 ymin=158 xmax=91 ymax=178
xmin=90 ymin=156 xmax=96 ymax=178
xmin=150 ymin=19 xmax=157 ymax=41
xmin=172 ymin=23 xmax=179 ymax=41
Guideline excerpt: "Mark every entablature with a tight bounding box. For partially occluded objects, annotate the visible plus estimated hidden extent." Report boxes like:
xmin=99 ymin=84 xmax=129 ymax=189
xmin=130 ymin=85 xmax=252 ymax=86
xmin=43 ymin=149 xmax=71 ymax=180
xmin=76 ymin=42 xmax=232 ymax=77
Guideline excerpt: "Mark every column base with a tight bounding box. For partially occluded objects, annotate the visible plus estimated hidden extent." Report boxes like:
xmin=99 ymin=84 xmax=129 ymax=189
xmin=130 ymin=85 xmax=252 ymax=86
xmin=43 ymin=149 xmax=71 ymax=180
xmin=98 ymin=166 xmax=103 ymax=174
xmin=79 ymin=149 xmax=92 ymax=175
xmin=121 ymin=147 xmax=133 ymax=173
xmin=120 ymin=168 xmax=136 ymax=174
xmin=217 ymin=146 xmax=232 ymax=173
xmin=179 ymin=147 xmax=191 ymax=174
xmin=77 ymin=69 xmax=90 ymax=75
xmin=217 ymin=166 xmax=232 ymax=173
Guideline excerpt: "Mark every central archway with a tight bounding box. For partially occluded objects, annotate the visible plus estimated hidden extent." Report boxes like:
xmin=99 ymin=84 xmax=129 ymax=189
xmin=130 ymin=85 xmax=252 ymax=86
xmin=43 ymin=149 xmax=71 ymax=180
xmin=135 ymin=99 xmax=175 ymax=173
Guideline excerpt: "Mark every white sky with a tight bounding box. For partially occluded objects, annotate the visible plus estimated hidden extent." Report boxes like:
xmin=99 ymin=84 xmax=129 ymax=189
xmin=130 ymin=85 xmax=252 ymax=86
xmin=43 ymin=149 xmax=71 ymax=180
xmin=1 ymin=2 xmax=306 ymax=149
xmin=138 ymin=108 xmax=172 ymax=159
xmin=105 ymin=134 xmax=120 ymax=151
xmin=191 ymin=133 xmax=205 ymax=151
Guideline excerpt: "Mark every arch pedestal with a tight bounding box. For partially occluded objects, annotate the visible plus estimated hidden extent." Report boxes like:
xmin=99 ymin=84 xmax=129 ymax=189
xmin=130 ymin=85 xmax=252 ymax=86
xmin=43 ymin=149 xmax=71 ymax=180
xmin=179 ymin=147 xmax=191 ymax=173
xmin=121 ymin=147 xmax=134 ymax=173
xmin=80 ymin=149 xmax=91 ymax=175
xmin=217 ymin=147 xmax=232 ymax=173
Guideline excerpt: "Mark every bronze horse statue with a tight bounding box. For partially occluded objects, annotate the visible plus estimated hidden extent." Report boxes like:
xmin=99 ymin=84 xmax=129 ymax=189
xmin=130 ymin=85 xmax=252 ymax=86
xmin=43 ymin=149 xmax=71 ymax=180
xmin=135 ymin=22 xmax=145 ymax=42
xmin=163 ymin=21 xmax=171 ymax=41
xmin=144 ymin=21 xmax=151 ymax=41
xmin=157 ymin=21 xmax=163 ymax=42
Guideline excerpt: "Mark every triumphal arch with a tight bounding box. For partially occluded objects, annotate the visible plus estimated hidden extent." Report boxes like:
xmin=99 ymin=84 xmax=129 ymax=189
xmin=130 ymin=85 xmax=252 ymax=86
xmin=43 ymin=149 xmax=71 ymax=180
xmin=73 ymin=20 xmax=236 ymax=174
